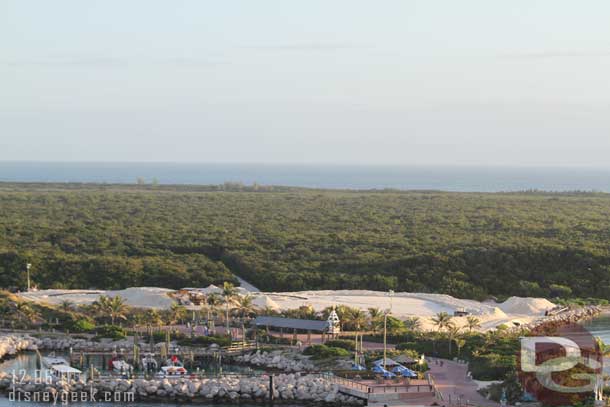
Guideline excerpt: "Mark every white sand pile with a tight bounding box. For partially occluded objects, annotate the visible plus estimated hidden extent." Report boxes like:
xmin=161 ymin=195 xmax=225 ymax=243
xmin=497 ymin=296 xmax=555 ymax=315
xmin=18 ymin=287 xmax=175 ymax=309
xmin=107 ymin=287 xmax=175 ymax=309
xmin=199 ymin=285 xmax=223 ymax=295
xmin=267 ymin=290 xmax=508 ymax=319
xmin=251 ymin=294 xmax=280 ymax=311
xmin=17 ymin=286 xmax=555 ymax=332
xmin=267 ymin=290 xmax=554 ymax=332
xmin=18 ymin=289 xmax=105 ymax=306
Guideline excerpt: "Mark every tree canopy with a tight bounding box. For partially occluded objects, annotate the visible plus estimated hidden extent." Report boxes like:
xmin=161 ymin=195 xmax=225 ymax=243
xmin=2 ymin=183 xmax=610 ymax=300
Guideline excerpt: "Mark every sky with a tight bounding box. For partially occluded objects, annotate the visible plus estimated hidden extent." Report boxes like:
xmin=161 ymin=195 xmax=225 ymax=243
xmin=2 ymin=1 xmax=610 ymax=166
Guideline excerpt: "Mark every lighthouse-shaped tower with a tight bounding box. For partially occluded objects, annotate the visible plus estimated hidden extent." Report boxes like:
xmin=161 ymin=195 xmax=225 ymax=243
xmin=327 ymin=307 xmax=341 ymax=337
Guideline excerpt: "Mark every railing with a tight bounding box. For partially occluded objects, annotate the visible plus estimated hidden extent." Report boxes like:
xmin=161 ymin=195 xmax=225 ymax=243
xmin=327 ymin=375 xmax=371 ymax=393
xmin=224 ymin=341 xmax=257 ymax=352
xmin=327 ymin=374 xmax=434 ymax=396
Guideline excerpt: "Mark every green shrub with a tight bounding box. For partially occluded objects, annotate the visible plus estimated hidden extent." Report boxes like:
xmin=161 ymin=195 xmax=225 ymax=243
xmin=177 ymin=335 xmax=232 ymax=347
xmin=95 ymin=325 xmax=127 ymax=340
xmin=71 ymin=318 xmax=95 ymax=333
xmin=303 ymin=344 xmax=351 ymax=359
xmin=150 ymin=331 xmax=186 ymax=342
xmin=324 ymin=339 xmax=356 ymax=351
xmin=469 ymin=353 xmax=516 ymax=380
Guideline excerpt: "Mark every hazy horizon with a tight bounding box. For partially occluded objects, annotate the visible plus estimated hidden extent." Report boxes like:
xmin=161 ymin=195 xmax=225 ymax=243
xmin=3 ymin=1 xmax=610 ymax=166
xmin=3 ymin=161 xmax=610 ymax=192
xmin=4 ymin=160 xmax=610 ymax=170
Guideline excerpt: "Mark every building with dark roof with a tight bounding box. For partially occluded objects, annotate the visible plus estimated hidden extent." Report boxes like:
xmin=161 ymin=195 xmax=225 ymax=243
xmin=254 ymin=316 xmax=329 ymax=332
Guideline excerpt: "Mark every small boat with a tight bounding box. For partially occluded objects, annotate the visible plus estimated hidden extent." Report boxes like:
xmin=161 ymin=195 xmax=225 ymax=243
xmin=141 ymin=353 xmax=158 ymax=371
xmin=157 ymin=365 xmax=188 ymax=377
xmin=109 ymin=355 xmax=132 ymax=374
xmin=42 ymin=352 xmax=69 ymax=368
xmin=156 ymin=355 xmax=188 ymax=377
xmin=49 ymin=364 xmax=82 ymax=381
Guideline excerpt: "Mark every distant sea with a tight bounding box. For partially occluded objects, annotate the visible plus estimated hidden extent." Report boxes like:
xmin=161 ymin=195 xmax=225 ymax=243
xmin=1 ymin=161 xmax=610 ymax=192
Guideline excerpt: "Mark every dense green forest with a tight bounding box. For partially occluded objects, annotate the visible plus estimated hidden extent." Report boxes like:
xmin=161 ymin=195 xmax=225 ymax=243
xmin=1 ymin=182 xmax=610 ymax=300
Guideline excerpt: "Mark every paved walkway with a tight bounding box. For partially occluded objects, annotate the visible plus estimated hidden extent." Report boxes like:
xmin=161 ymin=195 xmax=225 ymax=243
xmin=427 ymin=358 xmax=499 ymax=407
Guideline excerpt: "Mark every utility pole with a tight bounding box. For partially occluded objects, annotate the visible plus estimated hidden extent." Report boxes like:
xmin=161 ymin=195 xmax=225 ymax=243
xmin=383 ymin=312 xmax=387 ymax=370
xmin=226 ymin=302 xmax=230 ymax=338
xmin=26 ymin=263 xmax=32 ymax=292
xmin=383 ymin=290 xmax=394 ymax=370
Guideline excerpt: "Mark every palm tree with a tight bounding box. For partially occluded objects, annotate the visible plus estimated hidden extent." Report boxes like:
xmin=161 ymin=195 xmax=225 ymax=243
xmin=107 ymin=296 xmax=128 ymax=325
xmin=222 ymin=282 xmax=237 ymax=335
xmin=92 ymin=295 xmax=112 ymax=323
xmin=131 ymin=311 xmax=146 ymax=328
xmin=466 ymin=316 xmax=481 ymax=333
xmin=368 ymin=307 xmax=384 ymax=334
xmin=260 ymin=306 xmax=280 ymax=316
xmin=456 ymin=338 xmax=466 ymax=358
xmin=233 ymin=295 xmax=257 ymax=319
xmin=349 ymin=309 xmax=368 ymax=332
xmin=447 ymin=324 xmax=461 ymax=355
xmin=233 ymin=295 xmax=258 ymax=344
xmin=15 ymin=302 xmax=40 ymax=326
xmin=145 ymin=309 xmax=163 ymax=327
xmin=431 ymin=312 xmax=453 ymax=332
xmin=404 ymin=317 xmax=422 ymax=332
xmin=59 ymin=300 xmax=74 ymax=313
xmin=169 ymin=303 xmax=188 ymax=325
xmin=206 ymin=293 xmax=222 ymax=316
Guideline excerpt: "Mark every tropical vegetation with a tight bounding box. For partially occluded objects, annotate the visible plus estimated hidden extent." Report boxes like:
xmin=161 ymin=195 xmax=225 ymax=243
xmin=2 ymin=183 xmax=610 ymax=300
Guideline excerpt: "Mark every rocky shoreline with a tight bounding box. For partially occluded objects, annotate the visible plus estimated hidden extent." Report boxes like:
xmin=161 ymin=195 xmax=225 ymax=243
xmin=0 ymin=335 xmax=38 ymax=361
xmin=526 ymin=305 xmax=602 ymax=332
xmin=0 ymin=334 xmax=362 ymax=405
xmin=0 ymin=372 xmax=363 ymax=405
xmin=234 ymin=350 xmax=315 ymax=372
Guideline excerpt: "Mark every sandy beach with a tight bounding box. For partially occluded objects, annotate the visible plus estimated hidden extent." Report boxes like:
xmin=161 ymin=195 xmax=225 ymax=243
xmin=17 ymin=286 xmax=555 ymax=332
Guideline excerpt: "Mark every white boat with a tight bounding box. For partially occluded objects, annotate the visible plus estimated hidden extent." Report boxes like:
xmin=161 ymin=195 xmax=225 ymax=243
xmin=49 ymin=364 xmax=82 ymax=381
xmin=156 ymin=356 xmax=188 ymax=377
xmin=157 ymin=365 xmax=188 ymax=377
xmin=141 ymin=354 xmax=158 ymax=371
xmin=41 ymin=353 xmax=69 ymax=368
xmin=111 ymin=358 xmax=132 ymax=373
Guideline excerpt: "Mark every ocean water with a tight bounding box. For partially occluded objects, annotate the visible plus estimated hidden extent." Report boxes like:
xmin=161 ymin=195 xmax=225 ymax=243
xmin=582 ymin=313 xmax=610 ymax=344
xmin=0 ymin=353 xmax=270 ymax=407
xmin=1 ymin=162 xmax=610 ymax=192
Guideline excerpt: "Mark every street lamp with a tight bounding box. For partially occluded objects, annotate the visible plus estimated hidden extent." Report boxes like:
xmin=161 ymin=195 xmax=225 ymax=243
xmin=26 ymin=263 xmax=32 ymax=292
xmin=383 ymin=290 xmax=394 ymax=370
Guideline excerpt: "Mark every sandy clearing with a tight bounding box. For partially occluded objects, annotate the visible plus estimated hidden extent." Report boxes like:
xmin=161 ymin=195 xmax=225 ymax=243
xmin=17 ymin=287 xmax=555 ymax=331
xmin=266 ymin=290 xmax=555 ymax=331
xmin=18 ymin=287 xmax=174 ymax=309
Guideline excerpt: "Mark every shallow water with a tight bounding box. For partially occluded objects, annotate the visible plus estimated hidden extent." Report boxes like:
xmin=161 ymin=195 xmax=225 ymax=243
xmin=582 ymin=313 xmax=610 ymax=344
xmin=0 ymin=352 xmax=259 ymax=379
xmin=0 ymin=353 xmax=270 ymax=406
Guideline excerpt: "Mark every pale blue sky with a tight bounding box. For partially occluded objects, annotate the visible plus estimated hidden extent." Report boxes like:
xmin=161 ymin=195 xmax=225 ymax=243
xmin=2 ymin=1 xmax=610 ymax=166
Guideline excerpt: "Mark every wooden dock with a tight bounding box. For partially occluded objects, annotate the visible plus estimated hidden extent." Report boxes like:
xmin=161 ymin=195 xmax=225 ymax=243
xmin=68 ymin=341 xmax=257 ymax=367
xmin=328 ymin=374 xmax=438 ymax=405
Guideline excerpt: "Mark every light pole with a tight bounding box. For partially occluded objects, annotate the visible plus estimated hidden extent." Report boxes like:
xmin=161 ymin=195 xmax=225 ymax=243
xmin=383 ymin=289 xmax=394 ymax=370
xmin=26 ymin=263 xmax=32 ymax=292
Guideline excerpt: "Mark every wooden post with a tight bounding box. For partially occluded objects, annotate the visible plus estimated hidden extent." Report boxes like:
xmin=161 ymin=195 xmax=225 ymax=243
xmin=279 ymin=328 xmax=283 ymax=339
xmin=307 ymin=330 xmax=311 ymax=345
xmin=269 ymin=374 xmax=274 ymax=402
